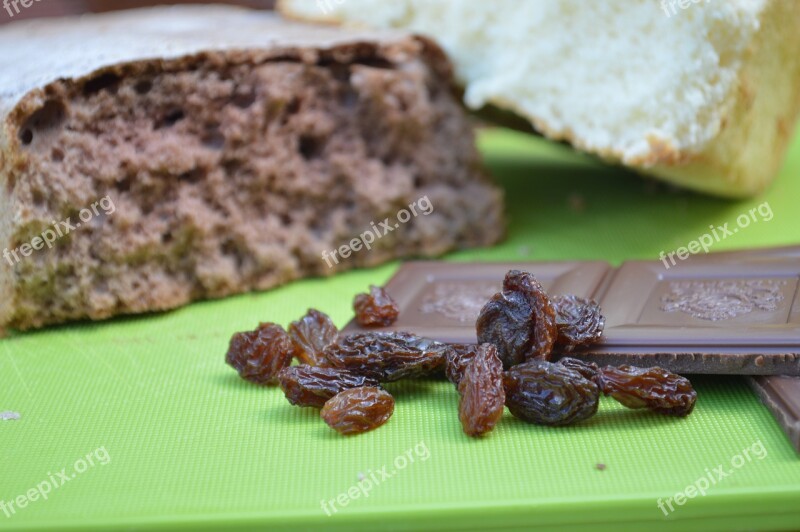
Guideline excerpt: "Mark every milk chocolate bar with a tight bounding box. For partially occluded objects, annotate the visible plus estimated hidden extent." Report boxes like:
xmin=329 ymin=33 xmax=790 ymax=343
xmin=343 ymin=247 xmax=800 ymax=375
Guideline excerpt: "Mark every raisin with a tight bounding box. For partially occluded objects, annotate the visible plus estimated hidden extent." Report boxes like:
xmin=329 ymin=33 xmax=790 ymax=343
xmin=503 ymin=271 xmax=557 ymax=360
xmin=353 ymin=285 xmax=400 ymax=327
xmin=457 ymin=344 xmax=505 ymax=437
xmin=476 ymin=290 xmax=533 ymax=369
xmin=323 ymin=332 xmax=447 ymax=381
xmin=225 ymin=322 xmax=296 ymax=385
xmin=278 ymin=366 xmax=380 ymax=408
xmin=552 ymin=295 xmax=605 ymax=351
xmin=444 ymin=343 xmax=480 ymax=388
xmin=288 ymin=309 xmax=339 ymax=366
xmin=321 ymin=387 xmax=395 ymax=435
xmin=476 ymin=270 xmax=557 ymax=368
xmin=503 ymin=359 xmax=599 ymax=426
xmin=557 ymin=357 xmax=600 ymax=383
xmin=598 ymin=365 xmax=697 ymax=417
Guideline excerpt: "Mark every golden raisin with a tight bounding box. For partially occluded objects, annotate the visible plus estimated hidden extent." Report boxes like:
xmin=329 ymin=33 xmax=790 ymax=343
xmin=225 ymin=322 xmax=296 ymax=385
xmin=353 ymin=285 xmax=400 ymax=327
xmin=457 ymin=344 xmax=505 ymax=437
xmin=321 ymin=387 xmax=395 ymax=435
xmin=288 ymin=309 xmax=339 ymax=366
xmin=598 ymin=365 xmax=697 ymax=417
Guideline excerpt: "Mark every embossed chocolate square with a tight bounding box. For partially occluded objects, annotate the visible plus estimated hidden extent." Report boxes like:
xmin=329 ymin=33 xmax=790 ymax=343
xmin=342 ymin=261 xmax=612 ymax=344
xmin=600 ymin=260 xmax=800 ymax=345
xmin=587 ymin=255 xmax=800 ymax=374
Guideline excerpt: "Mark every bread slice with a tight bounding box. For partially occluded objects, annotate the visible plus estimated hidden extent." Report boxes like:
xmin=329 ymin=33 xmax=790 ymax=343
xmin=0 ymin=6 xmax=504 ymax=331
xmin=279 ymin=0 xmax=800 ymax=198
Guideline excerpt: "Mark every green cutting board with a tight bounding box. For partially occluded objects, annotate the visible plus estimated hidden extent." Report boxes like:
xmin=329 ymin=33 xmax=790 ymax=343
xmin=2 ymin=127 xmax=800 ymax=531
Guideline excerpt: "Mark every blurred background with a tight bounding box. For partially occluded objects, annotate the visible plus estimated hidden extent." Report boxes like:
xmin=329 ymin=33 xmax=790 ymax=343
xmin=0 ymin=0 xmax=274 ymax=24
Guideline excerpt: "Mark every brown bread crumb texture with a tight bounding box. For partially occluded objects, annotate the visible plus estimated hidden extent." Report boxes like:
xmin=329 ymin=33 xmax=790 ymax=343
xmin=1 ymin=39 xmax=504 ymax=330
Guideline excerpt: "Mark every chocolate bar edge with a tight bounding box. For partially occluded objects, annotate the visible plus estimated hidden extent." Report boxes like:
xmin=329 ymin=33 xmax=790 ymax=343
xmin=747 ymin=376 xmax=800 ymax=454
xmin=558 ymin=351 xmax=800 ymax=376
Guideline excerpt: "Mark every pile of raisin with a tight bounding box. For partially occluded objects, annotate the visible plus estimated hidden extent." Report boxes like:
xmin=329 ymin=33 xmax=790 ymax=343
xmin=226 ymin=274 xmax=697 ymax=438
xmin=226 ymin=285 xmax=434 ymax=436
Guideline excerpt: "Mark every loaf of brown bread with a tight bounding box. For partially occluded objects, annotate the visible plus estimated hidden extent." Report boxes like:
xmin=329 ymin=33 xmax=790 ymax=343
xmin=0 ymin=6 xmax=504 ymax=331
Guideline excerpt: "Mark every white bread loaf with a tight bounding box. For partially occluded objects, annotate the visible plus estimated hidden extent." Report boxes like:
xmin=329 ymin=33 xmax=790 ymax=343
xmin=279 ymin=0 xmax=800 ymax=197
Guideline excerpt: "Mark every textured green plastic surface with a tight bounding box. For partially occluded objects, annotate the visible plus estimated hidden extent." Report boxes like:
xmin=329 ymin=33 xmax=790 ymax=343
xmin=2 ymin=128 xmax=800 ymax=531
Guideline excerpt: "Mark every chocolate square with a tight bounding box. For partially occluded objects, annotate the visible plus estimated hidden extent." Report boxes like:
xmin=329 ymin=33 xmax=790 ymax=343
xmin=578 ymin=253 xmax=800 ymax=374
xmin=599 ymin=260 xmax=800 ymax=346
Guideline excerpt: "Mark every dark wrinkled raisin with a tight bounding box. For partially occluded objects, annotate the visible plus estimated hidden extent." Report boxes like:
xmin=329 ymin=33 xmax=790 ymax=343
xmin=503 ymin=359 xmax=599 ymax=426
xmin=476 ymin=291 xmax=532 ymax=368
xmin=458 ymin=344 xmax=505 ymax=437
xmin=444 ymin=343 xmax=480 ymax=388
xmin=598 ymin=365 xmax=697 ymax=417
xmin=288 ymin=309 xmax=339 ymax=366
xmin=323 ymin=332 xmax=447 ymax=381
xmin=321 ymin=387 xmax=394 ymax=435
xmin=503 ymin=271 xmax=557 ymax=360
xmin=476 ymin=270 xmax=557 ymax=368
xmin=552 ymin=295 xmax=605 ymax=351
xmin=557 ymin=357 xmax=600 ymax=383
xmin=353 ymin=285 xmax=400 ymax=327
xmin=225 ymin=322 xmax=296 ymax=385
xmin=278 ymin=366 xmax=380 ymax=408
